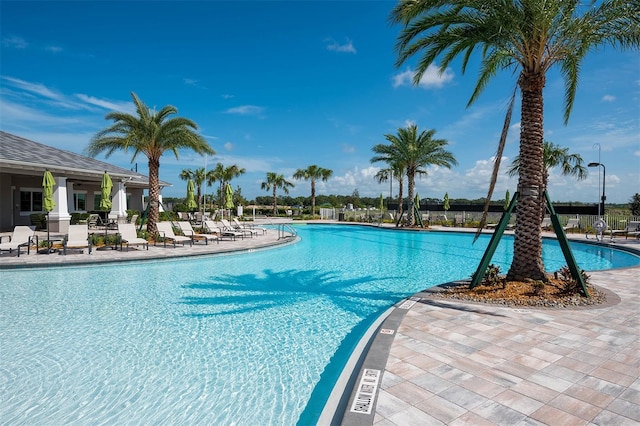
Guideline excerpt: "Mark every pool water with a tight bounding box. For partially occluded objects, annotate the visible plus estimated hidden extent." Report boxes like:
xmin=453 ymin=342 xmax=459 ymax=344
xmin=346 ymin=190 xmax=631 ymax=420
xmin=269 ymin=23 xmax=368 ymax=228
xmin=1 ymin=225 xmax=638 ymax=425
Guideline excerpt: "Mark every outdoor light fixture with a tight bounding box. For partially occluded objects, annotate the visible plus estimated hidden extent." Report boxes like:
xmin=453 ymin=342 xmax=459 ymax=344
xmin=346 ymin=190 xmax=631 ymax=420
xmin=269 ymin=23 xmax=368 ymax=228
xmin=588 ymin=162 xmax=606 ymax=216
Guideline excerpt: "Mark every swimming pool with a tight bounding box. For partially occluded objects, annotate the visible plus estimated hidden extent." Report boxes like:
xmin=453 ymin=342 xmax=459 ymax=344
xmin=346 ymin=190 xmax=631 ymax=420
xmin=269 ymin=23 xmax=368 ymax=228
xmin=1 ymin=225 xmax=638 ymax=425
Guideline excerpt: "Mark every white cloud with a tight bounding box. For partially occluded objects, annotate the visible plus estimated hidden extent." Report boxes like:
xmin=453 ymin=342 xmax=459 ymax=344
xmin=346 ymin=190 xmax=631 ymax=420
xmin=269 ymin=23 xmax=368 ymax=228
xmin=74 ymin=94 xmax=134 ymax=112
xmin=224 ymin=142 xmax=234 ymax=151
xmin=602 ymin=94 xmax=616 ymax=102
xmin=325 ymin=37 xmax=356 ymax=54
xmin=45 ymin=45 xmax=63 ymax=54
xmin=2 ymin=36 xmax=28 ymax=48
xmin=225 ymin=105 xmax=264 ymax=115
xmin=392 ymin=65 xmax=454 ymax=89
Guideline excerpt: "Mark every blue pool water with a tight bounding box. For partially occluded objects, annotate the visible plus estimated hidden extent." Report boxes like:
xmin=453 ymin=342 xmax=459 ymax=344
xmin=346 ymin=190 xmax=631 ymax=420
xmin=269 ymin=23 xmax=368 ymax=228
xmin=1 ymin=225 xmax=638 ymax=425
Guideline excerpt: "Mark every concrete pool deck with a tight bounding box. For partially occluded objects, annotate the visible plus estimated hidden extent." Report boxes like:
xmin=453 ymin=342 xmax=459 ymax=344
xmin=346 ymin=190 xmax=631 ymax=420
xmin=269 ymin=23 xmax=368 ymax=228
xmin=2 ymin=222 xmax=639 ymax=425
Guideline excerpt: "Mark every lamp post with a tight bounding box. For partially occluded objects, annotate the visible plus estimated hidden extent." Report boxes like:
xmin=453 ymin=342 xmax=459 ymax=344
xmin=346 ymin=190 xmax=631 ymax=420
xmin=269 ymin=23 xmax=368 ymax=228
xmin=588 ymin=162 xmax=605 ymax=217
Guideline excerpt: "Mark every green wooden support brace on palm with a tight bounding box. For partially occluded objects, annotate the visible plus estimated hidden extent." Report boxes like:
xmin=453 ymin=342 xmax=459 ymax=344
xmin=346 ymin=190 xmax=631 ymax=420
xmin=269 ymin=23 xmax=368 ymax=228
xmin=470 ymin=191 xmax=589 ymax=297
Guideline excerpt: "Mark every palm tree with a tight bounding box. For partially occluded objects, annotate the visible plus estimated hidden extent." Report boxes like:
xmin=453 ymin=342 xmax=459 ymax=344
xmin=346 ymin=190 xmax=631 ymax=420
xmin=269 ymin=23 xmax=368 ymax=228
xmin=206 ymin=163 xmax=246 ymax=210
xmin=260 ymin=172 xmax=294 ymax=216
xmin=374 ymin=164 xmax=405 ymax=225
xmin=179 ymin=167 xmax=206 ymax=211
xmin=87 ymin=92 xmax=214 ymax=235
xmin=391 ymin=0 xmax=639 ymax=281
xmin=371 ymin=124 xmax=457 ymax=226
xmin=293 ymin=165 xmax=333 ymax=217
xmin=507 ymin=141 xmax=587 ymax=220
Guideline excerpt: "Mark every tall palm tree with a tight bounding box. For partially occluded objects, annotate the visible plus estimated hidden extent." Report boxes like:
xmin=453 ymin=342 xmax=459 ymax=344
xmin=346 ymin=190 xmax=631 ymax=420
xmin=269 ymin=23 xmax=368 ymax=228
xmin=391 ymin=0 xmax=639 ymax=281
xmin=374 ymin=164 xmax=405 ymax=225
xmin=260 ymin=172 xmax=294 ymax=216
xmin=371 ymin=124 xmax=457 ymax=226
xmin=206 ymin=163 xmax=245 ymax=209
xmin=293 ymin=165 xmax=333 ymax=217
xmin=87 ymin=92 xmax=214 ymax=235
xmin=508 ymin=141 xmax=587 ymax=220
xmin=179 ymin=167 xmax=206 ymax=211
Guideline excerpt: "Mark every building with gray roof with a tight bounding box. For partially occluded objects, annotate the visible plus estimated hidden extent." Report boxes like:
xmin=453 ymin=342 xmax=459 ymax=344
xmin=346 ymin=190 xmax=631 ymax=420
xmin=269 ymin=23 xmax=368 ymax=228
xmin=0 ymin=131 xmax=171 ymax=232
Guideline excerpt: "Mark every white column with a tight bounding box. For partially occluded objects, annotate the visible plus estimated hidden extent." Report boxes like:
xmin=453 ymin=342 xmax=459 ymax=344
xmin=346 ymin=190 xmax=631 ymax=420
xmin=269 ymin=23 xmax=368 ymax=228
xmin=111 ymin=180 xmax=128 ymax=219
xmin=158 ymin=194 xmax=165 ymax=212
xmin=49 ymin=176 xmax=71 ymax=232
xmin=66 ymin=181 xmax=74 ymax=212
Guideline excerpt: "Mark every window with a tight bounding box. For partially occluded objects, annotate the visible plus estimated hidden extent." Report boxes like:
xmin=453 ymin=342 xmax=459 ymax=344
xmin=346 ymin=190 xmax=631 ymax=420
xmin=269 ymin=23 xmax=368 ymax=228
xmin=20 ymin=189 xmax=43 ymax=212
xmin=73 ymin=192 xmax=87 ymax=211
xmin=94 ymin=193 xmax=101 ymax=210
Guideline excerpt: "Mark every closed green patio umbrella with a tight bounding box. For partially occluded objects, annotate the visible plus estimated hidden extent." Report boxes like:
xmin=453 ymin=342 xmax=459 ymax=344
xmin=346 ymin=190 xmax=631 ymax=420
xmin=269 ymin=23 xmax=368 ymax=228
xmin=42 ymin=170 xmax=56 ymax=253
xmin=100 ymin=171 xmax=113 ymax=211
xmin=443 ymin=192 xmax=450 ymax=221
xmin=225 ymin=183 xmax=234 ymax=217
xmin=186 ymin=179 xmax=197 ymax=211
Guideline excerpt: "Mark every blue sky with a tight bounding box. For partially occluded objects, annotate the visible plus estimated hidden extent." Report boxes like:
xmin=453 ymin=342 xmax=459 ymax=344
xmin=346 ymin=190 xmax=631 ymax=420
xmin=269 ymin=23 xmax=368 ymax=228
xmin=1 ymin=1 xmax=638 ymax=204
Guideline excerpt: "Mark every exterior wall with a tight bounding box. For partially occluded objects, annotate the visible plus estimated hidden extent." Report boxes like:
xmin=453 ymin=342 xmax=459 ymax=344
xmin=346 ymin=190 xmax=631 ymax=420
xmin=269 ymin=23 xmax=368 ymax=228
xmin=0 ymin=172 xmax=147 ymax=231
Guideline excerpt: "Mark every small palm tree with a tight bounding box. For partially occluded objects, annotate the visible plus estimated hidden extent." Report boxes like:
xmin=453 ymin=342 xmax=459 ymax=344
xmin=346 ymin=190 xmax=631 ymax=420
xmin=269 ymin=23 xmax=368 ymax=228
xmin=391 ymin=0 xmax=639 ymax=281
xmin=206 ymin=163 xmax=246 ymax=210
xmin=374 ymin=164 xmax=405 ymax=225
xmin=508 ymin=141 xmax=587 ymax=220
xmin=179 ymin=167 xmax=206 ymax=211
xmin=261 ymin=172 xmax=294 ymax=216
xmin=293 ymin=165 xmax=333 ymax=217
xmin=87 ymin=92 xmax=214 ymax=235
xmin=371 ymin=124 xmax=457 ymax=226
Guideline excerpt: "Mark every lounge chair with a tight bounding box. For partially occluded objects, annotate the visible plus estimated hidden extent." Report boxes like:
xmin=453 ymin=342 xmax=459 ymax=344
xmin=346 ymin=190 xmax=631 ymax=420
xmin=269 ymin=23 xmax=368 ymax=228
xmin=222 ymin=219 xmax=257 ymax=237
xmin=610 ymin=221 xmax=640 ymax=240
xmin=63 ymin=224 xmax=92 ymax=255
xmin=563 ymin=218 xmax=580 ymax=233
xmin=128 ymin=214 xmax=139 ymax=225
xmin=541 ymin=216 xmax=552 ymax=230
xmin=117 ymin=223 xmax=149 ymax=251
xmin=233 ymin=218 xmax=267 ymax=235
xmin=177 ymin=221 xmax=218 ymax=245
xmin=88 ymin=213 xmax=105 ymax=230
xmin=204 ymin=220 xmax=242 ymax=241
xmin=0 ymin=226 xmax=37 ymax=257
xmin=155 ymin=222 xmax=193 ymax=247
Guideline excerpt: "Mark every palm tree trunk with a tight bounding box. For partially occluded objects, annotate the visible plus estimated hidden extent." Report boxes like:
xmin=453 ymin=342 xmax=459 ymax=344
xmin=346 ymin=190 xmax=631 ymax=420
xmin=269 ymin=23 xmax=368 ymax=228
xmin=396 ymin=178 xmax=404 ymax=227
xmin=407 ymin=171 xmax=415 ymax=226
xmin=147 ymin=157 xmax=160 ymax=236
xmin=273 ymin=188 xmax=277 ymax=215
xmin=508 ymin=73 xmax=546 ymax=281
xmin=311 ymin=180 xmax=316 ymax=217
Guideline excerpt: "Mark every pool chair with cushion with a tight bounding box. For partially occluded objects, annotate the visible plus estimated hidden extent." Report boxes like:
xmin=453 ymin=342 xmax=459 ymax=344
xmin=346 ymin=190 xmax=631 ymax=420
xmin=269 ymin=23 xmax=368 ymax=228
xmin=155 ymin=222 xmax=193 ymax=248
xmin=204 ymin=220 xmax=241 ymax=241
xmin=0 ymin=225 xmax=37 ymax=257
xmin=221 ymin=219 xmax=255 ymax=238
xmin=63 ymin=224 xmax=92 ymax=255
xmin=177 ymin=221 xmax=218 ymax=245
xmin=233 ymin=218 xmax=267 ymax=235
xmin=610 ymin=221 xmax=640 ymax=241
xmin=117 ymin=223 xmax=149 ymax=251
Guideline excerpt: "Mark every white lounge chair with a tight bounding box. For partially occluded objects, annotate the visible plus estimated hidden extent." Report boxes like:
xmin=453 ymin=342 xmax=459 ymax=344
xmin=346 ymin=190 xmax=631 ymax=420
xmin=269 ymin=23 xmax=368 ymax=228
xmin=0 ymin=226 xmax=36 ymax=257
xmin=541 ymin=216 xmax=552 ymax=230
xmin=155 ymin=222 xmax=193 ymax=247
xmin=610 ymin=221 xmax=640 ymax=240
xmin=177 ymin=221 xmax=218 ymax=245
xmin=117 ymin=223 xmax=149 ymax=251
xmin=204 ymin=220 xmax=242 ymax=241
xmin=63 ymin=224 xmax=92 ymax=255
xmin=221 ymin=219 xmax=255 ymax=237
xmin=563 ymin=218 xmax=580 ymax=233
xmin=233 ymin=218 xmax=267 ymax=235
